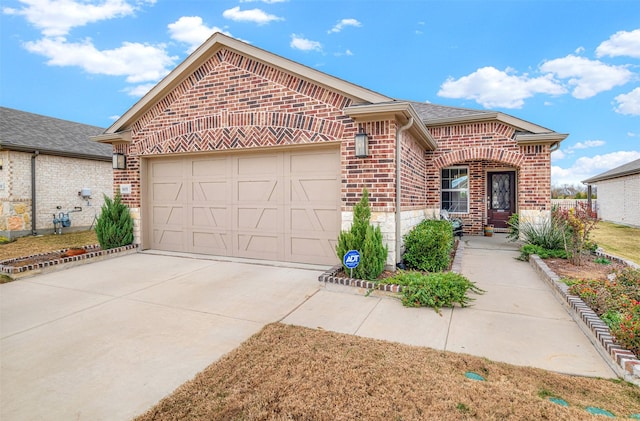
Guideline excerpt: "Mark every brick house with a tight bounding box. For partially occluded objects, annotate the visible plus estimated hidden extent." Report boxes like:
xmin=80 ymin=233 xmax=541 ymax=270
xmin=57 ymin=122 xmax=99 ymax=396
xmin=0 ymin=107 xmax=113 ymax=238
xmin=94 ymin=33 xmax=567 ymax=267
xmin=583 ymin=158 xmax=640 ymax=227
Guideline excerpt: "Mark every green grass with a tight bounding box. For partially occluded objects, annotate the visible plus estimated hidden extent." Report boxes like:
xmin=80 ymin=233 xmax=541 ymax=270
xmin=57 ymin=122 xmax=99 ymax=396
xmin=591 ymin=221 xmax=640 ymax=264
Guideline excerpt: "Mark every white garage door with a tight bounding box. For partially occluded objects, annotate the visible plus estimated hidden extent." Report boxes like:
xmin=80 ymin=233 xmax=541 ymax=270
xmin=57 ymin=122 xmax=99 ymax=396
xmin=146 ymin=147 xmax=340 ymax=265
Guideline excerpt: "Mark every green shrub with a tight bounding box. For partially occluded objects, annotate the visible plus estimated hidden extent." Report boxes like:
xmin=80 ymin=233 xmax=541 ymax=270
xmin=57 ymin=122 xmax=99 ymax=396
xmin=506 ymin=213 xmax=519 ymax=242
xmin=518 ymin=244 xmax=567 ymax=261
xmin=385 ymin=271 xmax=484 ymax=312
xmin=402 ymin=219 xmax=453 ymax=272
xmin=335 ymin=189 xmax=388 ymax=280
xmin=95 ymin=193 xmax=134 ymax=250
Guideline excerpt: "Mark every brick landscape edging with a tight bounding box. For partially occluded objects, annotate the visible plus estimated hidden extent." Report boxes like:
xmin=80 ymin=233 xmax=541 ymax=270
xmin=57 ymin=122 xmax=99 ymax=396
xmin=529 ymin=254 xmax=640 ymax=385
xmin=318 ymin=240 xmax=465 ymax=292
xmin=0 ymin=244 xmax=139 ymax=279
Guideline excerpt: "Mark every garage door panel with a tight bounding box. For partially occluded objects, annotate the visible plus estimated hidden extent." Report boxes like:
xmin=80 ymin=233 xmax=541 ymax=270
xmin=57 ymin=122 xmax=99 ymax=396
xmin=191 ymin=231 xmax=229 ymax=254
xmin=152 ymin=182 xmax=184 ymax=202
xmin=289 ymin=208 xmax=339 ymax=233
xmin=191 ymin=158 xmax=226 ymax=177
xmin=236 ymin=180 xmax=279 ymax=202
xmin=291 ymin=178 xmax=339 ymax=202
xmin=288 ymin=237 xmax=336 ymax=265
xmin=151 ymin=160 xmax=183 ymax=177
xmin=192 ymin=206 xmax=227 ymax=228
xmin=236 ymin=233 xmax=280 ymax=259
xmin=153 ymin=229 xmax=183 ymax=248
xmin=147 ymin=147 xmax=339 ymax=265
xmin=289 ymin=151 xmax=340 ymax=173
xmin=237 ymin=207 xmax=279 ymax=230
xmin=193 ymin=181 xmax=227 ymax=202
xmin=237 ymin=154 xmax=279 ymax=175
xmin=152 ymin=206 xmax=184 ymax=226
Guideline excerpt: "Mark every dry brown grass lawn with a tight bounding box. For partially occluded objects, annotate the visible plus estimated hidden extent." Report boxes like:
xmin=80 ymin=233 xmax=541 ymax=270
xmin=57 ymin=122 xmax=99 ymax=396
xmin=0 ymin=230 xmax=98 ymax=261
xmin=591 ymin=221 xmax=640 ymax=265
xmin=136 ymin=324 xmax=640 ymax=421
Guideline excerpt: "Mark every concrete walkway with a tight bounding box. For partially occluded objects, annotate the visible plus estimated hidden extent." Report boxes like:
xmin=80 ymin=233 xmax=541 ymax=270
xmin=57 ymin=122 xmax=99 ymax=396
xmin=284 ymin=234 xmax=616 ymax=378
xmin=0 ymin=236 xmax=616 ymax=420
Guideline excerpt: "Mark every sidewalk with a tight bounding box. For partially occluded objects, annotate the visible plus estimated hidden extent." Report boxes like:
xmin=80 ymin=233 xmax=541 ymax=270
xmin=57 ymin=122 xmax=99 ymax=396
xmin=283 ymin=234 xmax=617 ymax=378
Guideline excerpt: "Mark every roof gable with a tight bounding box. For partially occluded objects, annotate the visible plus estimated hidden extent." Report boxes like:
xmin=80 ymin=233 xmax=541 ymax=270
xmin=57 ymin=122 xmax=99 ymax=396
xmin=0 ymin=107 xmax=110 ymax=160
xmin=104 ymin=32 xmax=391 ymax=136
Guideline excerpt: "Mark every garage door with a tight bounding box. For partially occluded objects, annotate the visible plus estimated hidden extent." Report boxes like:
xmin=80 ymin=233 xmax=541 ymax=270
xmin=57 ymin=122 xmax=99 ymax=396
xmin=146 ymin=147 xmax=341 ymax=265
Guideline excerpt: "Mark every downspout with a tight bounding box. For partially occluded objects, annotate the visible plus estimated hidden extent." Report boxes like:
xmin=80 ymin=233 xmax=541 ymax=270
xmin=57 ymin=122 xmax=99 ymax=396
xmin=31 ymin=150 xmax=39 ymax=235
xmin=395 ymin=117 xmax=414 ymax=266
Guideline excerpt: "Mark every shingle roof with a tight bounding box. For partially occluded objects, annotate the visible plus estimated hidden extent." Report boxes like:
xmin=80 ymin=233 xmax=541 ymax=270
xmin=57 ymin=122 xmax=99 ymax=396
xmin=582 ymin=158 xmax=640 ymax=184
xmin=406 ymin=101 xmax=493 ymax=121
xmin=0 ymin=107 xmax=111 ymax=160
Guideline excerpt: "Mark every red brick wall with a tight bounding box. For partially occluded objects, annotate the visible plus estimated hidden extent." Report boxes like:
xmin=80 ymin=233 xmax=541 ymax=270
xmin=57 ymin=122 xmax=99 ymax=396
xmin=426 ymin=122 xmax=551 ymax=234
xmin=399 ymin=127 xmax=428 ymax=210
xmin=343 ymin=121 xmax=396 ymax=211
xmin=116 ymin=48 xmax=400 ymax=212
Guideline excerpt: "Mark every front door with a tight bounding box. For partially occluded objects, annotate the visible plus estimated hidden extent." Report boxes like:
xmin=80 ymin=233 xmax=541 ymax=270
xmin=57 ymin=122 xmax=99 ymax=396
xmin=487 ymin=171 xmax=516 ymax=229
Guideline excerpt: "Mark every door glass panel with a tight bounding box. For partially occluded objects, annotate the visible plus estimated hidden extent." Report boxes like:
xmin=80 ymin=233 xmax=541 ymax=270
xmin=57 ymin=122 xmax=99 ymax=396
xmin=491 ymin=174 xmax=510 ymax=210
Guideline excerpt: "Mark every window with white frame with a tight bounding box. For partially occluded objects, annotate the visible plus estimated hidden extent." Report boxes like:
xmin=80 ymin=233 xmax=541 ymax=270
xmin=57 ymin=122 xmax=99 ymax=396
xmin=441 ymin=166 xmax=469 ymax=213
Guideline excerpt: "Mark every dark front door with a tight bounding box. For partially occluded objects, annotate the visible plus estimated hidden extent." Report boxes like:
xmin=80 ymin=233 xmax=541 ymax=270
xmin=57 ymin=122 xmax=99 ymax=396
xmin=487 ymin=171 xmax=516 ymax=229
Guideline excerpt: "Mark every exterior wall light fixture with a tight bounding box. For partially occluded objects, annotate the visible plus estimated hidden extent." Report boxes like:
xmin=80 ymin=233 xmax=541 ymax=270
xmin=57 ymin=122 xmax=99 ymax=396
xmin=354 ymin=130 xmax=369 ymax=158
xmin=112 ymin=153 xmax=126 ymax=170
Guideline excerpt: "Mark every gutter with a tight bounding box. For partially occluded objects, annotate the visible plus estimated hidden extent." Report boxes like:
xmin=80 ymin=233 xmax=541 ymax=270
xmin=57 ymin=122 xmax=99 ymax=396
xmin=395 ymin=117 xmax=414 ymax=266
xmin=31 ymin=151 xmax=39 ymax=235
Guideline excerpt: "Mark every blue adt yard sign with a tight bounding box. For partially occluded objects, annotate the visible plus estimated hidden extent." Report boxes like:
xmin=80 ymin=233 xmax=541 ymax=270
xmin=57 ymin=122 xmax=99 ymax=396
xmin=343 ymin=250 xmax=360 ymax=277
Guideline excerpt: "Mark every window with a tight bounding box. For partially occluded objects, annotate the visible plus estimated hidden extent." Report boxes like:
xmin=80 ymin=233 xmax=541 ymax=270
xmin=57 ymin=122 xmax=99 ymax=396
xmin=441 ymin=167 xmax=469 ymax=213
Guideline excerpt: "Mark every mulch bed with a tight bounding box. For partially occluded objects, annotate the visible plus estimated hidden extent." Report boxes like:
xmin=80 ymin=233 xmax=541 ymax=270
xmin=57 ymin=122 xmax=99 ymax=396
xmin=0 ymin=244 xmax=137 ymax=276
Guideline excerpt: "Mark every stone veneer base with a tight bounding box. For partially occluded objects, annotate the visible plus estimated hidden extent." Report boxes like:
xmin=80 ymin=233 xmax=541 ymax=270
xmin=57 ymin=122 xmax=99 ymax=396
xmin=0 ymin=244 xmax=139 ymax=280
xmin=530 ymin=253 xmax=640 ymax=385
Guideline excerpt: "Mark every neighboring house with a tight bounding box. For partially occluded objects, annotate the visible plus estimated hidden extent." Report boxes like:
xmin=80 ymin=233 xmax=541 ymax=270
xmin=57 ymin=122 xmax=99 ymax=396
xmin=583 ymin=158 xmax=640 ymax=227
xmin=0 ymin=107 xmax=113 ymax=238
xmin=94 ymin=33 xmax=567 ymax=267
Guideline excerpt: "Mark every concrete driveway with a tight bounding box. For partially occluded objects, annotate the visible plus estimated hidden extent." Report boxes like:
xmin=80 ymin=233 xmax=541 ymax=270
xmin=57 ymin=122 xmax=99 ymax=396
xmin=0 ymin=253 xmax=324 ymax=421
xmin=1 ymin=240 xmax=617 ymax=420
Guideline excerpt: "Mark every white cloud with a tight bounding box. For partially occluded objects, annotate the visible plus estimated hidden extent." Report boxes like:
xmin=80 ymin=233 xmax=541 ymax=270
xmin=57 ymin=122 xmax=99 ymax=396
xmin=552 ymin=150 xmax=640 ymax=185
xmin=2 ymin=0 xmax=149 ymax=37
xmin=574 ymin=46 xmax=585 ymax=54
xmin=540 ymin=55 xmax=633 ymax=99
xmin=290 ymin=34 xmax=322 ymax=52
xmin=596 ymin=29 xmax=640 ymax=59
xmin=122 ymin=82 xmax=155 ymax=97
xmin=554 ymin=139 xmax=605 ymax=159
xmin=240 ymin=0 xmax=287 ymax=2
xmin=222 ymin=6 xmax=282 ymax=25
xmin=24 ymin=36 xmax=176 ymax=83
xmin=328 ymin=18 xmax=361 ymax=34
xmin=614 ymin=87 xmax=640 ymax=116
xmin=334 ymin=49 xmax=353 ymax=57
xmin=437 ymin=66 xmax=566 ymax=108
xmin=168 ymin=16 xmax=230 ymax=53
xmin=571 ymin=140 xmax=606 ymax=150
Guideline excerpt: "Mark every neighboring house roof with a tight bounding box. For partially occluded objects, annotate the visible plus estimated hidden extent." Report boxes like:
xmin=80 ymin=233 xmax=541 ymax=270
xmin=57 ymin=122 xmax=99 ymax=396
xmin=582 ymin=158 xmax=640 ymax=184
xmin=0 ymin=107 xmax=110 ymax=160
xmin=94 ymin=32 xmax=567 ymax=150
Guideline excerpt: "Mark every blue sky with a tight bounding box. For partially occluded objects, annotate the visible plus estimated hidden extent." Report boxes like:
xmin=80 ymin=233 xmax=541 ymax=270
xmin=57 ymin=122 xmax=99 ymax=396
xmin=1 ymin=0 xmax=639 ymax=187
